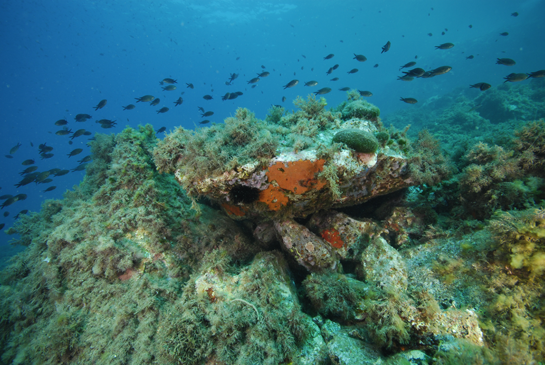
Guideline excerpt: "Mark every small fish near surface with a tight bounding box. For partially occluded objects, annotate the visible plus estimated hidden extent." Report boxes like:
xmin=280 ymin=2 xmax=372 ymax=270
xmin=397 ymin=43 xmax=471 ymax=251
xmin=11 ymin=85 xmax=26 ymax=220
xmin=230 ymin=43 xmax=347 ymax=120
xmin=381 ymin=41 xmax=391 ymax=53
xmin=470 ymin=82 xmax=492 ymax=91
xmin=174 ymin=97 xmax=184 ymax=106
xmin=330 ymin=77 xmax=339 ymax=81
xmin=339 ymin=87 xmax=350 ymax=91
xmin=373 ymin=64 xmax=379 ymax=68
xmin=304 ymin=81 xmax=318 ymax=87
xmin=500 ymin=32 xmax=509 ymax=36
xmin=503 ymin=73 xmax=529 ymax=83
xmin=21 ymin=159 xmax=34 ymax=166
xmin=203 ymin=95 xmax=213 ymax=100
xmin=20 ymin=166 xmax=38 ymax=175
xmin=186 ymin=83 xmax=194 ymax=89
xmin=68 ymin=148 xmax=83 ymax=157
xmin=398 ymin=75 xmax=414 ymax=81
xmin=78 ymin=155 xmax=92 ymax=164
xmin=10 ymin=143 xmax=22 ymax=154
xmin=324 ymin=53 xmax=334 ymax=60
xmin=496 ymin=58 xmax=516 ymax=66
xmin=94 ymin=99 xmax=107 ymax=111
xmin=122 ymin=104 xmax=136 ymax=110
xmin=347 ymin=68 xmax=358 ymax=74
xmin=314 ymin=87 xmax=331 ymax=95
xmin=511 ymin=12 xmax=519 ymax=17
xmin=358 ymin=90 xmax=373 ymax=97
xmin=162 ymin=85 xmax=177 ymax=91
xmin=97 ymin=119 xmax=117 ymax=129
xmin=201 ymin=111 xmax=214 ymax=117
xmin=283 ymin=80 xmax=299 ymax=89
xmin=353 ymin=54 xmax=367 ymax=62
xmin=528 ymin=70 xmax=545 ymax=78
xmin=400 ymin=97 xmax=418 ymax=104
xmin=403 ymin=68 xmax=425 ymax=77
xmin=43 ymin=186 xmax=56 ymax=192
xmin=161 ymin=78 xmax=177 ymax=84
xmin=435 ymin=43 xmax=454 ymax=50
xmin=399 ymin=61 xmax=416 ymax=70
xmin=332 ymin=64 xmax=339 ymax=70
xmin=150 ymin=98 xmax=161 ymax=106
xmin=157 ymin=107 xmax=169 ymax=114
xmin=247 ymin=77 xmax=260 ymax=84
xmin=72 ymin=164 xmax=88 ymax=172
xmin=257 ymin=71 xmax=270 ymax=77
xmin=55 ymin=119 xmax=68 ymax=126
xmin=75 ymin=114 xmax=92 ymax=122
xmin=466 ymin=55 xmax=474 ymax=60
xmin=156 ymin=127 xmax=166 ymax=134
xmin=71 ymin=129 xmax=87 ymax=140
xmin=135 ymin=95 xmax=155 ymax=103
xmin=199 ymin=120 xmax=211 ymax=124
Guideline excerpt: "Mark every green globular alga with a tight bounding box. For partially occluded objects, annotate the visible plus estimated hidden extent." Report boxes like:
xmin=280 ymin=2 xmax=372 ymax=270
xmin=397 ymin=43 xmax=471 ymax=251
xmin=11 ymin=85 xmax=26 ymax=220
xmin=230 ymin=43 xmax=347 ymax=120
xmin=333 ymin=129 xmax=379 ymax=153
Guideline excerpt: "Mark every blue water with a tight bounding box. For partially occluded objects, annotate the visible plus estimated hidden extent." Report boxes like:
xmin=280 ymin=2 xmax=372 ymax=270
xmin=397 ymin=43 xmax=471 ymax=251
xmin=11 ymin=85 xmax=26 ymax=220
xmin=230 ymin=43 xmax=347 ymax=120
xmin=1 ymin=0 xmax=544 ymax=251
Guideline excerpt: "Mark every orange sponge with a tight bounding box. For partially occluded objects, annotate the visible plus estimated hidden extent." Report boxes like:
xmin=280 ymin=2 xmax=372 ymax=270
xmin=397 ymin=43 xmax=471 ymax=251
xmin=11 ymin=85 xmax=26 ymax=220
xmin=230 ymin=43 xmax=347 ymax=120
xmin=266 ymin=159 xmax=326 ymax=194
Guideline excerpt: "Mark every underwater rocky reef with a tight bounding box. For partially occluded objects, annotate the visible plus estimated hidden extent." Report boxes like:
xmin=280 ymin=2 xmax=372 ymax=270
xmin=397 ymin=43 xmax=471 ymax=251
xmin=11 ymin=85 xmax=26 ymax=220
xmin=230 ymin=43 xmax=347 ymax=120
xmin=1 ymin=87 xmax=545 ymax=364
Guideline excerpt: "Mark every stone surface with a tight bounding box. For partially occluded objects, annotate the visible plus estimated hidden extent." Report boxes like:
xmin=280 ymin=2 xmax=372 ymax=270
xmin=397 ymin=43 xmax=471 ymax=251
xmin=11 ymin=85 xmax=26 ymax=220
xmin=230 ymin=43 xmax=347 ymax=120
xmin=361 ymin=236 xmax=409 ymax=292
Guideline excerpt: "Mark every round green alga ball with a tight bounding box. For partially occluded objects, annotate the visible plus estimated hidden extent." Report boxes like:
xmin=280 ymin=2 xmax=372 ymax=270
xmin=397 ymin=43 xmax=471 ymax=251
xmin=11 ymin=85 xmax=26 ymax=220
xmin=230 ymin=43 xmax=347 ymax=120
xmin=333 ymin=129 xmax=379 ymax=153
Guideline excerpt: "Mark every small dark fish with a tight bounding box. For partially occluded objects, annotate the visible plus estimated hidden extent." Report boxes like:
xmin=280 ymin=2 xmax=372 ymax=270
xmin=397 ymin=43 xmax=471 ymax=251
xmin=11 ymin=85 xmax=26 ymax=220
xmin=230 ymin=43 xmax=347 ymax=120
xmin=72 ymin=164 xmax=87 ymax=172
xmin=94 ymin=99 xmax=107 ymax=111
xmin=162 ymin=78 xmax=177 ymax=84
xmin=0 ymin=223 xmax=4 ymax=230
xmin=511 ymin=12 xmax=518 ymax=17
xmin=403 ymin=68 xmax=425 ymax=77
xmin=123 ymin=104 xmax=136 ymax=110
xmin=10 ymin=143 xmax=22 ymax=154
xmin=353 ymin=54 xmax=367 ymax=62
xmin=15 ymin=175 xmax=35 ymax=188
xmin=470 ymin=83 xmax=491 ymax=91
xmin=3 ymin=211 xmax=9 ymax=217
xmin=332 ymin=64 xmax=339 ymax=70
xmin=427 ymin=33 xmax=433 ymax=37
xmin=469 ymin=24 xmax=473 ymax=28
xmin=150 ymin=98 xmax=161 ymax=106
xmin=496 ymin=58 xmax=516 ymax=66
xmin=174 ymin=97 xmax=184 ymax=106
xmin=466 ymin=55 xmax=474 ymax=60
xmin=5 ymin=155 xmax=13 ymax=159
xmin=49 ymin=168 xmax=61 ymax=175
xmin=399 ymin=62 xmax=416 ymax=70
xmin=442 ymin=31 xmax=445 ymax=35
xmin=20 ymin=166 xmax=38 ymax=175
xmin=358 ymin=90 xmax=373 ymax=97
xmin=500 ymin=32 xmax=509 ymax=36
xmin=381 ymin=41 xmax=391 ymax=53
xmin=55 ymin=128 xmax=72 ymax=136
xmin=282 ymin=96 xmax=286 ymax=102
xmin=78 ymin=155 xmax=92 ymax=164
xmin=338 ymin=87 xmax=350 ymax=91
xmin=13 ymin=193 xmax=26 ymax=200
xmin=68 ymin=148 xmax=83 ymax=157
xmin=304 ymin=81 xmax=318 ymax=87
xmin=21 ymin=159 xmax=34 ymax=166
xmin=71 ymin=129 xmax=87 ymax=140
xmin=43 ymin=186 xmax=56 ymax=192
xmin=247 ymin=77 xmax=260 ymax=84
xmin=435 ymin=43 xmax=454 ymax=50
xmin=430 ymin=66 xmax=452 ymax=76
xmin=197 ymin=107 xmax=205 ymax=113
xmin=503 ymin=73 xmax=529 ymax=83
xmin=221 ymin=93 xmax=231 ymax=101
xmin=157 ymin=107 xmax=169 ymax=114
xmin=420 ymin=71 xmax=434 ymax=78
xmin=55 ymin=119 xmax=68 ymax=126
xmin=326 ymin=67 xmax=333 ymax=75
xmin=314 ymin=87 xmax=331 ymax=95
xmin=201 ymin=111 xmax=214 ymax=117
xmin=54 ymin=170 xmax=69 ymax=177
xmin=329 ymin=77 xmax=338 ymax=81
xmin=347 ymin=68 xmax=358 ymax=74
xmin=97 ymin=119 xmax=117 ymax=129
xmin=40 ymin=153 xmax=54 ymax=159
xmin=324 ymin=54 xmax=334 ymax=60
xmin=235 ymin=91 xmax=243 ymax=96
xmin=203 ymin=95 xmax=213 ymax=100
xmin=400 ymin=97 xmax=418 ymax=104
xmin=1 ymin=196 xmax=18 ymax=209
xmin=257 ymin=72 xmax=270 ymax=77
xmin=186 ymin=83 xmax=194 ymax=89
xmin=397 ymin=75 xmax=414 ymax=81
xmin=373 ymin=64 xmax=379 ymax=68
xmin=283 ymin=80 xmax=299 ymax=89
xmin=41 ymin=178 xmax=53 ymax=184
xmin=162 ymin=85 xmax=177 ymax=91
xmin=35 ymin=171 xmax=50 ymax=183
xmin=528 ymin=70 xmax=545 ymax=78
xmin=135 ymin=95 xmax=155 ymax=103
xmin=156 ymin=127 xmax=166 ymax=134
xmin=14 ymin=210 xmax=28 ymax=219
xmin=261 ymin=65 xmax=266 ymax=69
xmin=199 ymin=120 xmax=210 ymax=124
